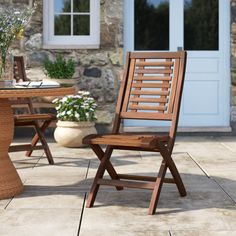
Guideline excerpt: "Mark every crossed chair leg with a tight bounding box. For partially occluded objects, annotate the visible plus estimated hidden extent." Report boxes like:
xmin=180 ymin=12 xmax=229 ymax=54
xmin=86 ymin=142 xmax=186 ymax=215
xmin=25 ymin=120 xmax=54 ymax=165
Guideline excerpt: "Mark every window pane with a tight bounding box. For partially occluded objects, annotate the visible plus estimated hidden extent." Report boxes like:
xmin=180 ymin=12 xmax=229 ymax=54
xmin=54 ymin=15 xmax=71 ymax=35
xmin=73 ymin=0 xmax=90 ymax=12
xmin=73 ymin=15 xmax=90 ymax=35
xmin=135 ymin=0 xmax=169 ymax=50
xmin=54 ymin=0 xmax=71 ymax=13
xmin=184 ymin=0 xmax=219 ymax=50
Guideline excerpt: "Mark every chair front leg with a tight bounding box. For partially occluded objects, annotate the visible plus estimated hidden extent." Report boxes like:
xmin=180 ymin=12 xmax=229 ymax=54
xmin=148 ymin=160 xmax=167 ymax=215
xmin=157 ymin=141 xmax=186 ymax=197
xmin=91 ymin=144 xmax=123 ymax=191
xmin=86 ymin=146 xmax=113 ymax=208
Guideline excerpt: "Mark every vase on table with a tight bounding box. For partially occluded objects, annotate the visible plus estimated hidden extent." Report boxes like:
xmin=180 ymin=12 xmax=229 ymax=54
xmin=0 ymin=52 xmax=14 ymax=84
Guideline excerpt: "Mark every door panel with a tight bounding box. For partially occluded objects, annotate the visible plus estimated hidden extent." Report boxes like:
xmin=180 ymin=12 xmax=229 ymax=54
xmin=124 ymin=0 xmax=230 ymax=128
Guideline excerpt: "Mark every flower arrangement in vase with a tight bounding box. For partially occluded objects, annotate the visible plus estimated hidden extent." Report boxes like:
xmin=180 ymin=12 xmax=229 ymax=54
xmin=0 ymin=6 xmax=34 ymax=80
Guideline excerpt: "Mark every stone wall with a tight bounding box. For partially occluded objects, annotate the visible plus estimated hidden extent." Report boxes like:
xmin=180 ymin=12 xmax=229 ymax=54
xmin=0 ymin=0 xmax=123 ymax=131
xmin=2 ymin=0 xmax=236 ymax=130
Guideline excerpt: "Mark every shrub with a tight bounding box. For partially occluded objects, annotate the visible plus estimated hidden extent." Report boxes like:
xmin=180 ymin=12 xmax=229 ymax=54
xmin=43 ymin=55 xmax=76 ymax=79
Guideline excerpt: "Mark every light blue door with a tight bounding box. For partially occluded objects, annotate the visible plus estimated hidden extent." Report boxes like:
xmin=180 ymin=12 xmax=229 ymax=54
xmin=124 ymin=0 xmax=230 ymax=128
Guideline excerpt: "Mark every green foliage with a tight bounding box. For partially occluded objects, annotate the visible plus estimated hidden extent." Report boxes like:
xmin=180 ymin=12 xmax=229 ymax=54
xmin=52 ymin=91 xmax=97 ymax=122
xmin=43 ymin=55 xmax=76 ymax=79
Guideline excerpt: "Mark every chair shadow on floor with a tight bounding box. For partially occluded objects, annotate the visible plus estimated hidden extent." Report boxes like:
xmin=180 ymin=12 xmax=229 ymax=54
xmin=11 ymin=150 xmax=236 ymax=215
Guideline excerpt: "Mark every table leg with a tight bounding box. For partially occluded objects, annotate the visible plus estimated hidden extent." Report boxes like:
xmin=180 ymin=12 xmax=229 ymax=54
xmin=0 ymin=98 xmax=23 ymax=199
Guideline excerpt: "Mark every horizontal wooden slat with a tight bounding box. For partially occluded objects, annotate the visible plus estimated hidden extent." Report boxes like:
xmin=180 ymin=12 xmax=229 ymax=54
xmin=129 ymin=97 xmax=168 ymax=103
xmin=129 ymin=105 xmax=167 ymax=111
xmin=9 ymin=144 xmax=44 ymax=152
xmin=97 ymin=179 xmax=155 ymax=190
xmin=117 ymin=174 xmax=175 ymax=184
xmin=134 ymin=76 xmax=172 ymax=81
xmin=11 ymin=103 xmax=55 ymax=108
xmin=131 ymin=90 xmax=170 ymax=96
xmin=14 ymin=113 xmax=56 ymax=122
xmin=132 ymin=83 xmax=171 ymax=89
xmin=135 ymin=61 xmax=174 ymax=67
xmin=130 ymin=51 xmax=183 ymax=59
xmin=83 ymin=134 xmax=169 ymax=148
xmin=120 ymin=111 xmax=172 ymax=120
xmin=135 ymin=69 xmax=173 ymax=74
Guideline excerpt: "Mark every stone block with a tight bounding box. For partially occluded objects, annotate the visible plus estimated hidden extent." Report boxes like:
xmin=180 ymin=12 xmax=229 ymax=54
xmin=25 ymin=33 xmax=42 ymax=50
xmin=83 ymin=68 xmax=102 ymax=78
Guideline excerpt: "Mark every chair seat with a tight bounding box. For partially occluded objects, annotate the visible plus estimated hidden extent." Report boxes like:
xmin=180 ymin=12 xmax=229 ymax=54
xmin=83 ymin=133 xmax=169 ymax=149
xmin=14 ymin=113 xmax=56 ymax=123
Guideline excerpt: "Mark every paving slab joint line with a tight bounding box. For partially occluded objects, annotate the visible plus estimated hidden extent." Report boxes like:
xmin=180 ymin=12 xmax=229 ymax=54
xmin=85 ymin=160 xmax=91 ymax=180
xmin=77 ymin=192 xmax=87 ymax=236
xmin=187 ymin=153 xmax=236 ymax=205
xmin=4 ymin=197 xmax=14 ymax=210
xmin=34 ymin=151 xmax=45 ymax=168
xmin=186 ymin=152 xmax=210 ymax=178
xmin=211 ymin=178 xmax=236 ymax=205
xmin=220 ymin=142 xmax=236 ymax=153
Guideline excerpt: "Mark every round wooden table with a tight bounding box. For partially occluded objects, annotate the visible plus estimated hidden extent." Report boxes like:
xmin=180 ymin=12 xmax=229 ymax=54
xmin=0 ymin=86 xmax=75 ymax=199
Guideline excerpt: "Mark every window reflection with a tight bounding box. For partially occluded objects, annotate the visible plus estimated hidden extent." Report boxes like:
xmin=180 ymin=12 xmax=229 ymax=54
xmin=73 ymin=0 xmax=90 ymax=12
xmin=54 ymin=15 xmax=71 ymax=35
xmin=184 ymin=0 xmax=219 ymax=50
xmin=135 ymin=0 xmax=169 ymax=50
xmin=54 ymin=0 xmax=71 ymax=13
xmin=54 ymin=0 xmax=91 ymax=36
xmin=74 ymin=15 xmax=90 ymax=35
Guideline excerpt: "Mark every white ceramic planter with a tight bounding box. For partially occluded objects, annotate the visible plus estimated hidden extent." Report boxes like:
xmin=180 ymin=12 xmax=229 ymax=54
xmin=54 ymin=121 xmax=96 ymax=147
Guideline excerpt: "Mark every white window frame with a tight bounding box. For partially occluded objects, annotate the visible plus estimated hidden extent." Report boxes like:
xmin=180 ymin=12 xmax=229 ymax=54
xmin=43 ymin=0 xmax=100 ymax=49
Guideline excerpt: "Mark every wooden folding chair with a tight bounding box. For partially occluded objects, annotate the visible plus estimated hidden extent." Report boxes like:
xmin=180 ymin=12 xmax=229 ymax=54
xmin=8 ymin=56 xmax=56 ymax=165
xmin=83 ymin=51 xmax=187 ymax=215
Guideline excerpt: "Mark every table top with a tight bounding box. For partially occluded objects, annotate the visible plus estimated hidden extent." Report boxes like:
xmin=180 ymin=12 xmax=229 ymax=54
xmin=0 ymin=85 xmax=76 ymax=98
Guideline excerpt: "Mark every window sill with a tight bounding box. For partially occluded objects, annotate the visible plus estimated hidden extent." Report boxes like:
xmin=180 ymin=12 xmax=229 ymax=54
xmin=43 ymin=44 xmax=100 ymax=50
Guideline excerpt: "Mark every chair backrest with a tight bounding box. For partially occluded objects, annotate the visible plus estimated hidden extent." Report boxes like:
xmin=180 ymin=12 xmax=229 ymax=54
xmin=13 ymin=56 xmax=34 ymax=113
xmin=13 ymin=56 xmax=28 ymax=82
xmin=114 ymin=51 xmax=187 ymax=149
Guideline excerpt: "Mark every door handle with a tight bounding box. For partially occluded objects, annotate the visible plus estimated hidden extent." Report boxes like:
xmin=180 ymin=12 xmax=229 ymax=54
xmin=177 ymin=47 xmax=183 ymax=51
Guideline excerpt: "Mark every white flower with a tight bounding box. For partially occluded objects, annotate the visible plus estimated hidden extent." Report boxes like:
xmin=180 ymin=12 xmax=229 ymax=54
xmin=62 ymin=97 xmax=68 ymax=102
xmin=52 ymin=98 xmax=59 ymax=103
xmin=67 ymin=110 xmax=72 ymax=115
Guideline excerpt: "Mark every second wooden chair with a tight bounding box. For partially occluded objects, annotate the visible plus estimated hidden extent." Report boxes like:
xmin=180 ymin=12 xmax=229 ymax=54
xmin=8 ymin=56 xmax=56 ymax=165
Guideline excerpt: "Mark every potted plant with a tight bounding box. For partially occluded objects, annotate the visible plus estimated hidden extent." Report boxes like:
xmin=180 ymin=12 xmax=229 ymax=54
xmin=52 ymin=91 xmax=97 ymax=147
xmin=43 ymin=55 xmax=76 ymax=84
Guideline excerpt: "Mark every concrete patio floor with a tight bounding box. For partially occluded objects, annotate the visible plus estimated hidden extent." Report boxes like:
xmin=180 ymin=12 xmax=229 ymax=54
xmin=1 ymin=136 xmax=236 ymax=236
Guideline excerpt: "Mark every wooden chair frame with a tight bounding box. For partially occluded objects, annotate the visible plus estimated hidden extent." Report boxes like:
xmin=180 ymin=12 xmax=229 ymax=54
xmin=83 ymin=51 xmax=187 ymax=215
xmin=8 ymin=56 xmax=56 ymax=165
